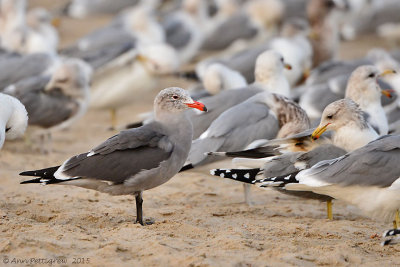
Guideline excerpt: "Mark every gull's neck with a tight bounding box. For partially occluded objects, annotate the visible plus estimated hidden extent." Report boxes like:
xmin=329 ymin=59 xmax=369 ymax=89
xmin=253 ymin=71 xmax=290 ymax=97
xmin=333 ymin=123 xmax=378 ymax=152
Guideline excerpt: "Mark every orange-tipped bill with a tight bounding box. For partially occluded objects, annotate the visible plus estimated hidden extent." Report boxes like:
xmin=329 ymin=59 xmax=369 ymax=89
xmin=381 ymin=89 xmax=394 ymax=98
xmin=186 ymin=101 xmax=207 ymax=112
xmin=284 ymin=63 xmax=292 ymax=70
xmin=51 ymin=17 xmax=61 ymax=28
xmin=311 ymin=123 xmax=331 ymax=140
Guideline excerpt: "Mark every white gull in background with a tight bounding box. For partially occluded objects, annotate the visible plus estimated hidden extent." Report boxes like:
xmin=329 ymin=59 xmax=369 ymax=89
xmin=20 ymin=87 xmax=207 ymax=226
xmin=0 ymin=93 xmax=27 ymax=149
xmin=0 ymin=0 xmax=58 ymax=55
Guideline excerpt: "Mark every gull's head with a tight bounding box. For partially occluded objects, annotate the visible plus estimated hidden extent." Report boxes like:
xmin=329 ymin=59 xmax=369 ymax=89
xmin=0 ymin=94 xmax=28 ymax=141
xmin=137 ymin=43 xmax=179 ymax=75
xmin=46 ymin=58 xmax=93 ymax=99
xmin=154 ymin=87 xmax=207 ymax=116
xmin=255 ymin=50 xmax=292 ymax=82
xmin=345 ymin=65 xmax=395 ymax=103
xmin=312 ymin=99 xmax=366 ymax=140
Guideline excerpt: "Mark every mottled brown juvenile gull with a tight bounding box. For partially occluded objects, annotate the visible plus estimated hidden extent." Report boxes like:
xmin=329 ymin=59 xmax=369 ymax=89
xmin=0 ymin=93 xmax=27 ymax=149
xmin=20 ymin=87 xmax=207 ymax=226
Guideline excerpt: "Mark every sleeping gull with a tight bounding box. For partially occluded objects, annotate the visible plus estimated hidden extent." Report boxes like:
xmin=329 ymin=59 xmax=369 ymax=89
xmin=0 ymin=93 xmax=27 ymax=149
xmin=20 ymin=87 xmax=207 ymax=226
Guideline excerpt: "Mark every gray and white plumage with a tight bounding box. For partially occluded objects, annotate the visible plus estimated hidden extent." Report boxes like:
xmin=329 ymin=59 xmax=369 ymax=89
xmin=4 ymin=58 xmax=92 ymax=131
xmin=63 ymin=0 xmax=140 ymax=18
xmin=0 ymin=53 xmax=54 ymax=90
xmin=286 ymin=135 xmax=400 ymax=222
xmin=0 ymin=93 xmax=27 ymax=149
xmin=20 ymin=87 xmax=207 ymax=225
xmin=201 ymin=12 xmax=258 ymax=51
xmin=189 ymin=50 xmax=292 ymax=139
xmin=187 ymin=92 xmax=310 ymax=166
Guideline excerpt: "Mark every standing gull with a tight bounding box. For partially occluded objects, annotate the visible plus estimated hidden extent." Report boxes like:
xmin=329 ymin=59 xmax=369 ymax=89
xmin=20 ymin=87 xmax=207 ymax=226
xmin=210 ymin=99 xmax=379 ymax=217
xmin=277 ymin=135 xmax=400 ymax=232
xmin=0 ymin=93 xmax=27 ymax=149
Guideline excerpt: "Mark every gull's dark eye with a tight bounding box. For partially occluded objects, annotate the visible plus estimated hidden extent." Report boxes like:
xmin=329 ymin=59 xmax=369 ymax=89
xmin=172 ymin=95 xmax=179 ymax=100
xmin=368 ymin=73 xmax=375 ymax=78
xmin=326 ymin=115 xmax=333 ymax=119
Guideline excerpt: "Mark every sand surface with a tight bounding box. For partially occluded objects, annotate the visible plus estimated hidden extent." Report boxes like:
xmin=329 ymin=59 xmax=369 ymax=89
xmin=1 ymin=1 xmax=400 ymax=266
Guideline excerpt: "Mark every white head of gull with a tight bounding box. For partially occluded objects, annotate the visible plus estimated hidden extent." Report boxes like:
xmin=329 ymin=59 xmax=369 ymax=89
xmin=254 ymin=50 xmax=292 ymax=97
xmin=0 ymin=93 xmax=28 ymax=149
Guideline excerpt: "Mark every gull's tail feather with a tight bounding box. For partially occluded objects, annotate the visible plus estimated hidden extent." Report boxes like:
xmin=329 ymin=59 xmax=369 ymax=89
xmin=257 ymin=171 xmax=301 ymax=188
xmin=210 ymin=168 xmax=262 ymax=183
xmin=179 ymin=163 xmax=194 ymax=172
xmin=218 ymin=145 xmax=281 ymax=159
xmin=20 ymin=165 xmax=79 ymax=185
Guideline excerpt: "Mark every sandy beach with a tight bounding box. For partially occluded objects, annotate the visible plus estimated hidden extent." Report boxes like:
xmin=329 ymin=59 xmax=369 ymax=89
xmin=1 ymin=1 xmax=400 ymax=266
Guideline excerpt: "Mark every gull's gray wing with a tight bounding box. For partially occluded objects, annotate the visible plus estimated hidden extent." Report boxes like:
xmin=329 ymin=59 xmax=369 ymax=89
xmin=297 ymin=135 xmax=400 ymax=187
xmin=61 ymin=25 xmax=136 ymax=69
xmin=188 ymin=94 xmax=280 ymax=165
xmin=188 ymin=86 xmax=262 ymax=138
xmin=0 ymin=53 xmax=53 ymax=90
xmin=4 ymin=76 xmax=79 ymax=128
xmin=201 ymin=13 xmax=258 ymax=51
xmin=59 ymin=122 xmax=173 ymax=184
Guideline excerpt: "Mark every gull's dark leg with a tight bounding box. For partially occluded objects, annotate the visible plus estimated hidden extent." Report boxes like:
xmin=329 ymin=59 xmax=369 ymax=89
xmin=135 ymin=192 xmax=144 ymax=225
xmin=135 ymin=192 xmax=154 ymax=226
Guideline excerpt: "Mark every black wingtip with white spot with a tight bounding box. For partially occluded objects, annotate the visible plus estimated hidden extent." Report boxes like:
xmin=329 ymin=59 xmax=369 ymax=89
xmin=381 ymin=229 xmax=400 ymax=246
xmin=257 ymin=171 xmax=301 ymax=188
xmin=210 ymin=168 xmax=261 ymax=183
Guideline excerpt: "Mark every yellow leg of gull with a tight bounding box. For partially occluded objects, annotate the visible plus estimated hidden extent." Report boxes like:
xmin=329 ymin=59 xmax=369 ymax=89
xmin=110 ymin=108 xmax=117 ymax=130
xmin=395 ymin=210 xmax=400 ymax=229
xmin=327 ymin=199 xmax=333 ymax=220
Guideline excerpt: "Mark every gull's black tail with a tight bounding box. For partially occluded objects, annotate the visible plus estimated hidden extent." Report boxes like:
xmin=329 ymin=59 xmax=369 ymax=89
xmin=172 ymin=71 xmax=199 ymax=81
xmin=210 ymin=168 xmax=262 ymax=183
xmin=179 ymin=163 xmax=194 ymax=172
xmin=20 ymin=165 xmax=67 ymax=184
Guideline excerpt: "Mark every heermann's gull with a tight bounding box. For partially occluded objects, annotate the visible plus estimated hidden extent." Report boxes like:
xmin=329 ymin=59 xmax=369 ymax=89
xmin=20 ymin=87 xmax=207 ymax=226
xmin=4 ymin=58 xmax=92 ymax=132
xmin=126 ymin=50 xmax=292 ymax=138
xmin=0 ymin=93 xmax=28 ymax=149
